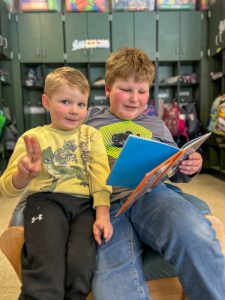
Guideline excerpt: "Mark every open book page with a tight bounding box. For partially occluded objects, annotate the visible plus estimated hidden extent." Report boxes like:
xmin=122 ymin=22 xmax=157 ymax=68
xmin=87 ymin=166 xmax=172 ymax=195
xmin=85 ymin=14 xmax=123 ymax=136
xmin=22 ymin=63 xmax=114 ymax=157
xmin=167 ymin=132 xmax=212 ymax=177
xmin=107 ymin=132 xmax=211 ymax=217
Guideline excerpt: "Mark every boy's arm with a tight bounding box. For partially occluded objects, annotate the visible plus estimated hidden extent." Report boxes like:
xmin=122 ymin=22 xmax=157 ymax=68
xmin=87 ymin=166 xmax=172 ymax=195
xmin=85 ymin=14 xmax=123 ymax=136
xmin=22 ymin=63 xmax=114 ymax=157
xmin=0 ymin=135 xmax=41 ymax=197
xmin=89 ymin=129 xmax=112 ymax=208
xmin=88 ymin=128 xmax=113 ymax=244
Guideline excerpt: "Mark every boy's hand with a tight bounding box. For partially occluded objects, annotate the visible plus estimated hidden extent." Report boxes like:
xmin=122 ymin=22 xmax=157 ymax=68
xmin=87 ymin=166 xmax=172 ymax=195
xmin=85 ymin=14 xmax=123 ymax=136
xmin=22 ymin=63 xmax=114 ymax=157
xmin=93 ymin=206 xmax=113 ymax=245
xmin=93 ymin=218 xmax=113 ymax=245
xmin=178 ymin=151 xmax=202 ymax=175
xmin=13 ymin=135 xmax=42 ymax=189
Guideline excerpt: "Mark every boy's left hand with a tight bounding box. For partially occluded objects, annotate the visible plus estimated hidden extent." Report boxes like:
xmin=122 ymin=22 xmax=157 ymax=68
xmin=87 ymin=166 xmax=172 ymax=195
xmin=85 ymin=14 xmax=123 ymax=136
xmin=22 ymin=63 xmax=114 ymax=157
xmin=178 ymin=151 xmax=202 ymax=176
xmin=93 ymin=219 xmax=113 ymax=246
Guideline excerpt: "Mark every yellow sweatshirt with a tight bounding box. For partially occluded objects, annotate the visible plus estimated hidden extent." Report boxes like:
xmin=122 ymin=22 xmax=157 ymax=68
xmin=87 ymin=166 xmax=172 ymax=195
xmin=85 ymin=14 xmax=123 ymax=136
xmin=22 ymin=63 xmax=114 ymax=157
xmin=0 ymin=124 xmax=111 ymax=208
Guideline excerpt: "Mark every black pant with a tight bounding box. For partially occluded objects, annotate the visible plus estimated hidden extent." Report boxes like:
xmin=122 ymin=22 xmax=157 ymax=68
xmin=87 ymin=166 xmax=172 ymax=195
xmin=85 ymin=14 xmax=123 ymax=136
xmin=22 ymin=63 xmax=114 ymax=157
xmin=19 ymin=192 xmax=96 ymax=300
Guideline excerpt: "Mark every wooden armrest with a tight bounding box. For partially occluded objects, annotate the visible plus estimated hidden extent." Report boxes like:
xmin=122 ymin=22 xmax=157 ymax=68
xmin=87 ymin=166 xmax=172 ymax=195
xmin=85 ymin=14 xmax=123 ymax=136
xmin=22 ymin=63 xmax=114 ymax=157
xmin=0 ymin=226 xmax=24 ymax=282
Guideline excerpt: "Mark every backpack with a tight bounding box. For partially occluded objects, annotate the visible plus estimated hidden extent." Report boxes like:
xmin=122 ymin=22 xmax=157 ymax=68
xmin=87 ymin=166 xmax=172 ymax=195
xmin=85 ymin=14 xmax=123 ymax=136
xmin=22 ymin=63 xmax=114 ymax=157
xmin=207 ymin=94 xmax=225 ymax=136
xmin=162 ymin=101 xmax=180 ymax=137
xmin=162 ymin=100 xmax=189 ymax=139
xmin=182 ymin=102 xmax=201 ymax=138
xmin=0 ymin=108 xmax=6 ymax=138
xmin=144 ymin=100 xmax=157 ymax=116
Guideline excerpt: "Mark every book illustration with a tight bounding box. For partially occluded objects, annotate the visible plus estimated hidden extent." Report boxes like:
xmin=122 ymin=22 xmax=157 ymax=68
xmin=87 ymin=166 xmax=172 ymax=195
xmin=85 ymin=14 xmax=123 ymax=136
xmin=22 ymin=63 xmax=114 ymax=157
xmin=106 ymin=132 xmax=211 ymax=217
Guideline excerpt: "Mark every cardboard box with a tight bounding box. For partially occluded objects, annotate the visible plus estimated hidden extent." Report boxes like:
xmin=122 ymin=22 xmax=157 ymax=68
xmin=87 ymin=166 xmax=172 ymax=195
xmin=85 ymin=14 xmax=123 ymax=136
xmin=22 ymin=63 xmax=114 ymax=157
xmin=20 ymin=0 xmax=61 ymax=12
xmin=65 ymin=0 xmax=106 ymax=12
xmin=111 ymin=0 xmax=155 ymax=11
xmin=198 ymin=0 xmax=209 ymax=10
xmin=156 ymin=0 xmax=196 ymax=10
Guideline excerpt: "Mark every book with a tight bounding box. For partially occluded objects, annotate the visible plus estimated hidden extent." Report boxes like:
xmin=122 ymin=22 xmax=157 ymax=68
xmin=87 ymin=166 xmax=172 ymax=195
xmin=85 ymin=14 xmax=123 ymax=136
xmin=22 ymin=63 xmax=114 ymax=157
xmin=107 ymin=132 xmax=211 ymax=217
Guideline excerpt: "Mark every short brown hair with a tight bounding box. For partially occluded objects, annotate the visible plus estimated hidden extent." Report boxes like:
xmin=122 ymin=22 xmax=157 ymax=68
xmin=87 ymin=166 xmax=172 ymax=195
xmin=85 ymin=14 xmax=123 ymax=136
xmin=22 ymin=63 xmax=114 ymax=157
xmin=44 ymin=67 xmax=90 ymax=98
xmin=105 ymin=48 xmax=155 ymax=88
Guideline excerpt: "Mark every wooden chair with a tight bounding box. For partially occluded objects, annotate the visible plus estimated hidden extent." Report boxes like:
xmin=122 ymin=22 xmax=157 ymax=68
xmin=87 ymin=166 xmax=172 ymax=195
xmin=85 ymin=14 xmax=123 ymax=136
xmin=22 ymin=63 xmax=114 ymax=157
xmin=0 ymin=215 xmax=224 ymax=300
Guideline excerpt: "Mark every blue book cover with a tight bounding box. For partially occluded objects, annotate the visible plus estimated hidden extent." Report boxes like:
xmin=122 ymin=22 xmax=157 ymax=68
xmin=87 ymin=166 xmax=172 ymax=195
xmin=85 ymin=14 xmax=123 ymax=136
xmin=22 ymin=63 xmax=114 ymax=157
xmin=107 ymin=135 xmax=179 ymax=189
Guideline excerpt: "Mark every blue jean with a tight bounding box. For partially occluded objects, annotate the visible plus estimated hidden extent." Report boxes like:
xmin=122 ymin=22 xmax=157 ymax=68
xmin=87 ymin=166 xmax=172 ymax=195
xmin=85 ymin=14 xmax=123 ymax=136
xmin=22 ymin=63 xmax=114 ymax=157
xmin=92 ymin=184 xmax=225 ymax=300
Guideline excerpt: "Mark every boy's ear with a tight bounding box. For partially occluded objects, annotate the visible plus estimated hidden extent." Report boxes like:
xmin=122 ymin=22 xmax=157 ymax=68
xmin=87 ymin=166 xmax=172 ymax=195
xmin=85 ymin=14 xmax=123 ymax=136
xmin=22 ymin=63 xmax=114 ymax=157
xmin=42 ymin=94 xmax=50 ymax=111
xmin=105 ymin=85 xmax=110 ymax=98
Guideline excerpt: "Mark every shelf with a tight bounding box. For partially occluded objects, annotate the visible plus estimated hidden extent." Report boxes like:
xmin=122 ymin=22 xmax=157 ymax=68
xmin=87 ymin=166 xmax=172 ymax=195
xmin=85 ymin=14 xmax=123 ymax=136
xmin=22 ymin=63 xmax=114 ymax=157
xmin=91 ymin=85 xmax=105 ymax=89
xmin=23 ymin=85 xmax=43 ymax=90
xmin=1 ymin=80 xmax=10 ymax=86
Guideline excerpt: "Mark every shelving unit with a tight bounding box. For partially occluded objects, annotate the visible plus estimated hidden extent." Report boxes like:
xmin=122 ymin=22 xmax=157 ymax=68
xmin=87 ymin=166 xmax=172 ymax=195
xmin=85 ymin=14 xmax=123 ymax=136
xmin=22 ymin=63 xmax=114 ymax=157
xmin=203 ymin=0 xmax=225 ymax=179
xmin=13 ymin=9 xmax=206 ymax=131
xmin=0 ymin=1 xmax=14 ymax=174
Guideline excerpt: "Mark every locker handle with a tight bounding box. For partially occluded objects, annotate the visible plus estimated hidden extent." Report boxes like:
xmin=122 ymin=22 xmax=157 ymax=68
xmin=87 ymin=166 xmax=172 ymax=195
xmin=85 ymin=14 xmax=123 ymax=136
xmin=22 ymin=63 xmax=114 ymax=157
xmin=0 ymin=35 xmax=3 ymax=47
xmin=36 ymin=48 xmax=40 ymax=57
xmin=175 ymin=45 xmax=179 ymax=55
xmin=2 ymin=37 xmax=7 ymax=49
xmin=43 ymin=47 xmax=46 ymax=57
xmin=219 ymin=33 xmax=223 ymax=44
xmin=82 ymin=49 xmax=87 ymax=56
xmin=215 ymin=35 xmax=219 ymax=46
xmin=181 ymin=45 xmax=185 ymax=55
xmin=90 ymin=48 xmax=94 ymax=56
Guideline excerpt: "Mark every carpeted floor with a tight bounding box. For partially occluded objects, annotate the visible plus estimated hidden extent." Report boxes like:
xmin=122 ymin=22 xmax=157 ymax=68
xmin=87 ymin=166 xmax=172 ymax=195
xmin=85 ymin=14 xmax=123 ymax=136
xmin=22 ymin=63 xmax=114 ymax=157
xmin=0 ymin=173 xmax=225 ymax=299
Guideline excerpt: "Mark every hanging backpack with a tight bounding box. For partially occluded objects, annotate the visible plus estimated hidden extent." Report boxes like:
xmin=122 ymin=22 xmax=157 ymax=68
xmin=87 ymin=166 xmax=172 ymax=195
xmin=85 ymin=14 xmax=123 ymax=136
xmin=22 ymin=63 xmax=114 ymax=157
xmin=144 ymin=100 xmax=157 ymax=116
xmin=207 ymin=94 xmax=225 ymax=136
xmin=0 ymin=108 xmax=6 ymax=138
xmin=162 ymin=101 xmax=181 ymax=137
xmin=162 ymin=100 xmax=189 ymax=146
xmin=182 ymin=102 xmax=201 ymax=138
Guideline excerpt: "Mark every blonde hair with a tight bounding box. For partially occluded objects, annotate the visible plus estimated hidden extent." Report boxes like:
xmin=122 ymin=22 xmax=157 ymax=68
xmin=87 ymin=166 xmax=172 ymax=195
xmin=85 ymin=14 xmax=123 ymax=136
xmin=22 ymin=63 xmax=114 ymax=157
xmin=44 ymin=66 xmax=90 ymax=98
xmin=105 ymin=48 xmax=155 ymax=88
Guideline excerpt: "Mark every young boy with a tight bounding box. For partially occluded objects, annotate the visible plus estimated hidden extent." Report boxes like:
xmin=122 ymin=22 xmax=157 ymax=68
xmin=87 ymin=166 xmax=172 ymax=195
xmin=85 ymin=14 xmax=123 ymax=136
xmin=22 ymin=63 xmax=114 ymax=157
xmin=85 ymin=48 xmax=225 ymax=300
xmin=0 ymin=67 xmax=113 ymax=300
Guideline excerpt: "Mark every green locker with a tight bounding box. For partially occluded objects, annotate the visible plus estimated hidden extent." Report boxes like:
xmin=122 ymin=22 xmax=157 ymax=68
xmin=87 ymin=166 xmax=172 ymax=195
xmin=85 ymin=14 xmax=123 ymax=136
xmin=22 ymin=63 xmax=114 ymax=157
xmin=222 ymin=0 xmax=225 ymax=49
xmin=18 ymin=13 xmax=64 ymax=63
xmin=208 ymin=0 xmax=221 ymax=56
xmin=158 ymin=11 xmax=202 ymax=61
xmin=0 ymin=1 xmax=12 ymax=59
xmin=87 ymin=13 xmax=110 ymax=62
xmin=65 ymin=13 xmax=110 ymax=63
xmin=180 ymin=11 xmax=202 ymax=61
xmin=65 ymin=13 xmax=89 ymax=63
xmin=158 ymin=12 xmax=180 ymax=61
xmin=134 ymin=12 xmax=156 ymax=61
xmin=112 ymin=12 xmax=134 ymax=51
xmin=112 ymin=12 xmax=157 ymax=60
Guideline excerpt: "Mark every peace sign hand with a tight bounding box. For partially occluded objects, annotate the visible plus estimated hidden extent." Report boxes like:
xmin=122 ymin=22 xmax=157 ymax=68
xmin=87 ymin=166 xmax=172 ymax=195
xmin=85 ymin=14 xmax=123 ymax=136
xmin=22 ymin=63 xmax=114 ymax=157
xmin=13 ymin=135 xmax=42 ymax=189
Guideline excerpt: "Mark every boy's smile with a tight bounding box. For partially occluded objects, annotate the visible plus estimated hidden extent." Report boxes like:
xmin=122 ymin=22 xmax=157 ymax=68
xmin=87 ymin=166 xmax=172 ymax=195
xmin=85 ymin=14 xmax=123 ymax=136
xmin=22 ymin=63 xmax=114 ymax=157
xmin=106 ymin=77 xmax=150 ymax=120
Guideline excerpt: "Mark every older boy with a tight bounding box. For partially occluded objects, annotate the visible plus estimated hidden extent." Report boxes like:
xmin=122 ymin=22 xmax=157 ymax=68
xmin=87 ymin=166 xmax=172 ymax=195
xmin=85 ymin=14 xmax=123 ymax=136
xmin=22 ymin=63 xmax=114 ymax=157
xmin=86 ymin=48 xmax=225 ymax=300
xmin=0 ymin=67 xmax=112 ymax=300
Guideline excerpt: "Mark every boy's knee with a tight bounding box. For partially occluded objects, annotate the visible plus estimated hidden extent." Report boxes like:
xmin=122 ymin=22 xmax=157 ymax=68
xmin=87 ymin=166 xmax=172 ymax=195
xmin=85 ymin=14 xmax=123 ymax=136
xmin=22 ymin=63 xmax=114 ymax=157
xmin=68 ymin=245 xmax=96 ymax=277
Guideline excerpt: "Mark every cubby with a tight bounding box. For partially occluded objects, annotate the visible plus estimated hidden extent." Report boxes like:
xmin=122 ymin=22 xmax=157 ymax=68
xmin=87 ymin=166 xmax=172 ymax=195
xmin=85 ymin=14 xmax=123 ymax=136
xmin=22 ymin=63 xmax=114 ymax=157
xmin=204 ymin=0 xmax=225 ymax=179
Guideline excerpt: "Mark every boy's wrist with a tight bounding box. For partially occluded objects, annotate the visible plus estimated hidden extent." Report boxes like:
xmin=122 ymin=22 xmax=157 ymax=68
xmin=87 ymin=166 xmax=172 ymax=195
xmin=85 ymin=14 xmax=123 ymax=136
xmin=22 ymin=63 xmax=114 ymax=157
xmin=96 ymin=205 xmax=110 ymax=221
xmin=12 ymin=171 xmax=31 ymax=189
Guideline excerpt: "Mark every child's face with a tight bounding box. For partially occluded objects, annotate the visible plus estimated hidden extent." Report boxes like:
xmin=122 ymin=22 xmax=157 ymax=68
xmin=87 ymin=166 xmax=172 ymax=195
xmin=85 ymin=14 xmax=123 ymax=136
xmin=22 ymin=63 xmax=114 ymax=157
xmin=106 ymin=77 xmax=149 ymax=120
xmin=42 ymin=84 xmax=88 ymax=131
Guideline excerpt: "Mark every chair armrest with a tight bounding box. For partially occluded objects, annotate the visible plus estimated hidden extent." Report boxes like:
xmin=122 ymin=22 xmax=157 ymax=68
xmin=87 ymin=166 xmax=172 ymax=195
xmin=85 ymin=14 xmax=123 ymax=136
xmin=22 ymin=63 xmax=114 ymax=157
xmin=0 ymin=226 xmax=24 ymax=282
